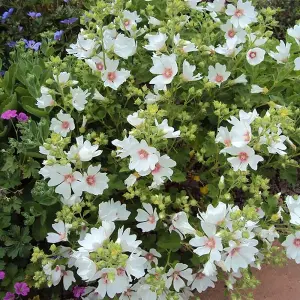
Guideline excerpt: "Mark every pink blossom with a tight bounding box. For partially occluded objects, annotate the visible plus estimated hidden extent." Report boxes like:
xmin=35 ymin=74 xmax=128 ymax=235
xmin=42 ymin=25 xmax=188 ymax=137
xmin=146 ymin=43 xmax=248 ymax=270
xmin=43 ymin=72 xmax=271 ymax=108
xmin=3 ymin=292 xmax=15 ymax=300
xmin=14 ymin=282 xmax=30 ymax=296
xmin=0 ymin=270 xmax=5 ymax=280
xmin=17 ymin=112 xmax=29 ymax=122
xmin=73 ymin=285 xmax=86 ymax=298
xmin=1 ymin=110 xmax=17 ymax=120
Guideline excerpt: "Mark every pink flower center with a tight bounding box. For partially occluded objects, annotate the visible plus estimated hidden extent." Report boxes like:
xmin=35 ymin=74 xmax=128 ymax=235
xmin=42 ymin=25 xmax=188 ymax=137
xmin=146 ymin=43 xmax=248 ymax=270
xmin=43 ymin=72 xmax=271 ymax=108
xmin=124 ymin=289 xmax=132 ymax=296
xmin=96 ymin=62 xmax=104 ymax=71
xmin=249 ymin=51 xmax=257 ymax=59
xmin=238 ymin=152 xmax=249 ymax=162
xmin=124 ymin=19 xmax=131 ymax=27
xmin=102 ymin=273 xmax=109 ymax=284
xmin=243 ymin=131 xmax=251 ymax=142
xmin=205 ymin=237 xmax=216 ymax=249
xmin=196 ymin=272 xmax=205 ymax=280
xmin=117 ymin=268 xmax=125 ymax=276
xmin=145 ymin=253 xmax=154 ymax=261
xmin=64 ymin=174 xmax=75 ymax=184
xmin=138 ymin=149 xmax=149 ymax=159
xmin=234 ymin=9 xmax=244 ymax=18
xmin=293 ymin=238 xmax=300 ymax=247
xmin=108 ymin=72 xmax=116 ymax=81
xmin=224 ymin=139 xmax=231 ymax=147
xmin=86 ymin=175 xmax=96 ymax=186
xmin=163 ymin=68 xmax=173 ymax=78
xmin=62 ymin=271 xmax=68 ymax=276
xmin=228 ymin=29 xmax=236 ymax=38
xmin=230 ymin=247 xmax=240 ymax=256
xmin=61 ymin=121 xmax=70 ymax=129
xmin=152 ymin=163 xmax=161 ymax=174
xmin=148 ymin=214 xmax=156 ymax=224
xmin=59 ymin=232 xmax=66 ymax=240
xmin=215 ymin=74 xmax=224 ymax=83
xmin=50 ymin=99 xmax=55 ymax=106
xmin=173 ymin=271 xmax=180 ymax=280
xmin=55 ymin=266 xmax=61 ymax=271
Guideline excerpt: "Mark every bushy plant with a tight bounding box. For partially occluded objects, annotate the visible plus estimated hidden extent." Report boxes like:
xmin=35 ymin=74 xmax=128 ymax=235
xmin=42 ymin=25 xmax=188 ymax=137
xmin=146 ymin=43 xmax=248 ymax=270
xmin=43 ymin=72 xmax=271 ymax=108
xmin=1 ymin=0 xmax=300 ymax=299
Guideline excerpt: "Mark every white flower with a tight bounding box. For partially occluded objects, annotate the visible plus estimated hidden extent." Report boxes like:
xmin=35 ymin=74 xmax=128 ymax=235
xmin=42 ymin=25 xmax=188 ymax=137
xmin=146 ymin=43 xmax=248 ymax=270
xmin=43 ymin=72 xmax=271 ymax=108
xmin=99 ymin=199 xmax=130 ymax=222
xmin=269 ymin=40 xmax=291 ymax=64
xmin=144 ymin=33 xmax=168 ymax=51
xmin=220 ymin=20 xmax=246 ymax=43
xmin=80 ymin=165 xmax=109 ymax=195
xmin=114 ymin=34 xmax=137 ymax=59
xmin=141 ymin=248 xmax=161 ymax=269
xmin=101 ymin=58 xmax=130 ymax=90
xmin=135 ymin=203 xmax=159 ymax=232
xmin=286 ymin=195 xmax=300 ymax=226
xmin=198 ymin=202 xmax=228 ymax=229
xmin=173 ymin=34 xmax=198 ymax=53
xmin=155 ymin=119 xmax=180 ymax=138
xmin=116 ymin=227 xmax=142 ymax=252
xmin=189 ymin=222 xmax=223 ymax=263
xmin=170 ymin=212 xmax=196 ymax=238
xmin=124 ymin=174 xmax=138 ymax=187
xmin=125 ymin=253 xmax=147 ymax=279
xmin=282 ymin=232 xmax=300 ymax=263
xmin=225 ymin=0 xmax=257 ymax=29
xmin=85 ymin=54 xmax=105 ymax=73
xmin=232 ymin=74 xmax=247 ymax=84
xmin=46 ymin=221 xmax=71 ymax=243
xmin=112 ymin=135 xmax=139 ymax=158
xmin=46 ymin=164 xmax=83 ymax=199
xmin=260 ymin=226 xmax=279 ymax=244
xmin=121 ymin=10 xmax=142 ymax=33
xmin=186 ymin=0 xmax=205 ymax=11
xmin=215 ymin=39 xmax=243 ymax=57
xmin=229 ymin=110 xmax=258 ymax=126
xmin=259 ymin=127 xmax=287 ymax=155
xmin=287 ymin=24 xmax=300 ymax=45
xmin=103 ymin=28 xmax=118 ymax=50
xmin=225 ymin=145 xmax=264 ymax=171
xmin=70 ymin=87 xmax=90 ymax=111
xmin=54 ymin=72 xmax=78 ymax=86
xmin=50 ymin=110 xmax=75 ymax=137
xmin=51 ymin=265 xmax=75 ymax=290
xmin=188 ymin=270 xmax=217 ymax=293
xmin=60 ymin=195 xmax=82 ymax=207
xmin=67 ymin=33 xmax=96 ymax=59
xmin=224 ymin=239 xmax=259 ymax=272
xmin=246 ymin=48 xmax=265 ymax=65
xmin=149 ymin=54 xmax=178 ymax=90
xmin=229 ymin=121 xmax=252 ymax=147
xmin=207 ymin=63 xmax=231 ymax=86
xmin=93 ymin=89 xmax=105 ymax=101
xmin=207 ymin=0 xmax=226 ymax=13
xmin=36 ymin=87 xmax=55 ymax=108
xmin=182 ymin=60 xmax=203 ymax=82
xmin=294 ymin=57 xmax=300 ymax=71
xmin=248 ymin=33 xmax=268 ymax=46
xmin=148 ymin=16 xmax=161 ymax=26
xmin=74 ymin=253 xmax=98 ymax=281
xmin=216 ymin=126 xmax=232 ymax=147
xmin=144 ymin=89 xmax=161 ymax=104
xmin=251 ymin=84 xmax=264 ymax=93
xmin=127 ymin=112 xmax=145 ymax=127
xmin=166 ymin=263 xmax=193 ymax=292
xmin=78 ymin=221 xmax=115 ymax=252
xmin=129 ymin=140 xmax=159 ymax=172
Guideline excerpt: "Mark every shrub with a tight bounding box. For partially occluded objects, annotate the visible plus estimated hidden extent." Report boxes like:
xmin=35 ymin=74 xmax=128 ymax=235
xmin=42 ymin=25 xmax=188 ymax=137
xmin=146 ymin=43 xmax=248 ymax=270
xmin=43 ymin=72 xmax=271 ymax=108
xmin=1 ymin=0 xmax=300 ymax=299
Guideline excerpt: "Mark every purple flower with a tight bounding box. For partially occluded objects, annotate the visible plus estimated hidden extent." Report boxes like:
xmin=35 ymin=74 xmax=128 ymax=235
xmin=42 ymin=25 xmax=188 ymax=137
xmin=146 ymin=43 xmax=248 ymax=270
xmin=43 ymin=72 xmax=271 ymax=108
xmin=0 ymin=270 xmax=5 ymax=280
xmin=60 ymin=17 xmax=78 ymax=25
xmin=3 ymin=292 xmax=15 ymax=300
xmin=64 ymin=0 xmax=70 ymax=2
xmin=54 ymin=30 xmax=64 ymax=41
xmin=0 ymin=71 xmax=5 ymax=77
xmin=1 ymin=110 xmax=17 ymax=120
xmin=8 ymin=8 xmax=14 ymax=14
xmin=7 ymin=41 xmax=16 ymax=48
xmin=73 ymin=286 xmax=86 ymax=298
xmin=27 ymin=12 xmax=42 ymax=18
xmin=24 ymin=39 xmax=41 ymax=51
xmin=18 ymin=25 xmax=24 ymax=32
xmin=17 ymin=112 xmax=29 ymax=122
xmin=14 ymin=282 xmax=30 ymax=296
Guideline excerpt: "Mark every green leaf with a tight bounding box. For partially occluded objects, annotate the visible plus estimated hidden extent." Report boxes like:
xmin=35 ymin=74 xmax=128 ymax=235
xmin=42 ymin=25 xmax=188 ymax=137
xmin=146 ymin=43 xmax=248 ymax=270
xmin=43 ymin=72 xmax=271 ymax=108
xmin=3 ymin=64 xmax=17 ymax=95
xmin=157 ymin=231 xmax=181 ymax=251
xmin=32 ymin=218 xmax=48 ymax=241
xmin=280 ymin=167 xmax=297 ymax=186
xmin=171 ymin=169 xmax=186 ymax=183
xmin=20 ymin=96 xmax=48 ymax=117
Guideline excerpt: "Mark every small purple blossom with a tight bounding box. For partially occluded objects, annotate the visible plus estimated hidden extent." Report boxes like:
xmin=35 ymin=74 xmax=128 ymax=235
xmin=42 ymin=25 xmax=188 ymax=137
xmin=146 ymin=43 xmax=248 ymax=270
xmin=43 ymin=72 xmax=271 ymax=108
xmin=27 ymin=12 xmax=42 ymax=18
xmin=54 ymin=30 xmax=64 ymax=41
xmin=8 ymin=8 xmax=14 ymax=14
xmin=60 ymin=17 xmax=78 ymax=25
xmin=1 ymin=8 xmax=14 ymax=23
xmin=0 ymin=270 xmax=5 ymax=280
xmin=14 ymin=282 xmax=30 ymax=296
xmin=0 ymin=71 xmax=5 ymax=77
xmin=7 ymin=41 xmax=16 ymax=48
xmin=17 ymin=112 xmax=29 ymax=122
xmin=1 ymin=110 xmax=17 ymax=120
xmin=73 ymin=286 xmax=86 ymax=298
xmin=24 ymin=39 xmax=41 ymax=51
xmin=3 ymin=292 xmax=15 ymax=300
xmin=18 ymin=25 xmax=24 ymax=32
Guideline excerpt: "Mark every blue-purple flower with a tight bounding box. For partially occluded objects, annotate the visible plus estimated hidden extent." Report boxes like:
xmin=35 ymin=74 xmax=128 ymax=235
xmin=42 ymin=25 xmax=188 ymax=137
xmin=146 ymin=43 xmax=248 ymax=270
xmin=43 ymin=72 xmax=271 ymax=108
xmin=24 ymin=39 xmax=42 ymax=51
xmin=54 ymin=30 xmax=64 ymax=41
xmin=27 ymin=12 xmax=42 ymax=18
xmin=18 ymin=25 xmax=24 ymax=32
xmin=60 ymin=17 xmax=78 ymax=25
xmin=7 ymin=41 xmax=16 ymax=48
xmin=1 ymin=8 xmax=14 ymax=23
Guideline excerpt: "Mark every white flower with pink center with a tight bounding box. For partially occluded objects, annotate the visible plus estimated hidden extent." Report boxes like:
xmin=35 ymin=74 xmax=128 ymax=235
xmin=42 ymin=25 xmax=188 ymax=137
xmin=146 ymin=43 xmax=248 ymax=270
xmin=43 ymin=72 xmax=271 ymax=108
xmin=46 ymin=164 xmax=83 ymax=199
xmin=112 ymin=135 xmax=139 ymax=159
xmin=246 ymin=48 xmax=265 ymax=66
xmin=129 ymin=140 xmax=159 ymax=172
xmin=225 ymin=145 xmax=263 ymax=171
xmin=144 ymin=32 xmax=168 ymax=51
xmin=51 ymin=265 xmax=75 ymax=290
xmin=182 ymin=60 xmax=203 ymax=82
xmin=80 ymin=165 xmax=109 ymax=195
xmin=220 ymin=20 xmax=246 ymax=43
xmin=36 ymin=86 xmax=55 ymax=108
xmin=170 ymin=211 xmax=196 ymax=239
xmin=189 ymin=222 xmax=223 ymax=263
xmin=85 ymin=53 xmax=105 ymax=73
xmin=149 ymin=54 xmax=178 ymax=90
xmin=141 ymin=248 xmax=161 ymax=269
xmin=46 ymin=221 xmax=71 ymax=243
xmin=207 ymin=63 xmax=231 ymax=86
xmin=269 ymin=40 xmax=291 ymax=64
xmin=188 ymin=270 xmax=217 ymax=293
xmin=101 ymin=58 xmax=130 ymax=90
xmin=224 ymin=239 xmax=259 ymax=272
xmin=50 ymin=110 xmax=75 ymax=137
xmin=225 ymin=0 xmax=257 ymax=28
xmin=120 ymin=10 xmax=142 ymax=33
xmin=135 ymin=203 xmax=159 ymax=232
xmin=216 ymin=126 xmax=232 ymax=148
xmin=166 ymin=263 xmax=193 ymax=292
xmin=282 ymin=232 xmax=300 ymax=263
xmin=229 ymin=121 xmax=252 ymax=148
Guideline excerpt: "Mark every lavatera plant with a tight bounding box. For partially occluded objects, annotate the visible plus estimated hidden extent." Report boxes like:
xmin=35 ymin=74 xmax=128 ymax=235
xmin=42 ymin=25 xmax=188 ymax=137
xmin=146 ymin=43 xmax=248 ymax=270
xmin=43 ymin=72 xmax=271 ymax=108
xmin=21 ymin=0 xmax=300 ymax=299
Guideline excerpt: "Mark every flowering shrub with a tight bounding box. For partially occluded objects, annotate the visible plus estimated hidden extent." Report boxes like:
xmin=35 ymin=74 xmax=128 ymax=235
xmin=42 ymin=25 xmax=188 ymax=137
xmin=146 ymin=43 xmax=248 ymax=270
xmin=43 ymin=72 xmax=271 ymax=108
xmin=1 ymin=0 xmax=300 ymax=299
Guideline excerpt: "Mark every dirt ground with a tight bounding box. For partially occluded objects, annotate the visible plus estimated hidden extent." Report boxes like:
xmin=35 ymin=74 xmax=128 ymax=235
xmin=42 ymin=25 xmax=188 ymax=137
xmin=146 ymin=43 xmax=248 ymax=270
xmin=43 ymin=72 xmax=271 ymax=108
xmin=201 ymin=260 xmax=300 ymax=300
